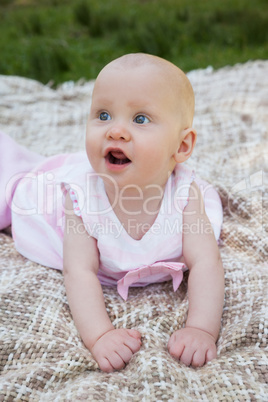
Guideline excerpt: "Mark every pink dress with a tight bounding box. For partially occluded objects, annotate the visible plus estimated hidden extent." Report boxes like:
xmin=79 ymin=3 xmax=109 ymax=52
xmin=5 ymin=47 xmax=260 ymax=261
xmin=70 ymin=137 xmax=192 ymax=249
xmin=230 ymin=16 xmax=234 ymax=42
xmin=1 ymin=132 xmax=223 ymax=300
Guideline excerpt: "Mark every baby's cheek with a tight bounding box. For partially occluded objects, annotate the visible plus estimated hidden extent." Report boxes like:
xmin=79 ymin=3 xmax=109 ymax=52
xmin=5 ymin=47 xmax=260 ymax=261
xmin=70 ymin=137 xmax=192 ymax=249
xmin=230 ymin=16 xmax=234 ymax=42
xmin=85 ymin=138 xmax=98 ymax=161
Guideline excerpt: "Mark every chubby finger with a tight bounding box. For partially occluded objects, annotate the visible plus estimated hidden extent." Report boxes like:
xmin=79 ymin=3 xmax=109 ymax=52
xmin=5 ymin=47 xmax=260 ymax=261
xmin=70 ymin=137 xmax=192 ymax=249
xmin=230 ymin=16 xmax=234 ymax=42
xmin=206 ymin=346 xmax=217 ymax=363
xmin=179 ymin=346 xmax=196 ymax=366
xmin=97 ymin=357 xmax=114 ymax=373
xmin=168 ymin=334 xmax=184 ymax=360
xmin=108 ymin=351 xmax=126 ymax=371
xmin=124 ymin=332 xmax=142 ymax=353
xmin=117 ymin=343 xmax=134 ymax=364
xmin=127 ymin=329 xmax=142 ymax=340
xmin=191 ymin=349 xmax=206 ymax=368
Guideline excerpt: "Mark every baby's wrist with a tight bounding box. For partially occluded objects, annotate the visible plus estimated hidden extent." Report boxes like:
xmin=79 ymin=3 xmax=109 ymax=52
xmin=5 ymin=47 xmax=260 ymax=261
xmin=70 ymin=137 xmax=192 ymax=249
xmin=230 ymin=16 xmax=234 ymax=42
xmin=185 ymin=325 xmax=217 ymax=342
xmin=83 ymin=324 xmax=114 ymax=351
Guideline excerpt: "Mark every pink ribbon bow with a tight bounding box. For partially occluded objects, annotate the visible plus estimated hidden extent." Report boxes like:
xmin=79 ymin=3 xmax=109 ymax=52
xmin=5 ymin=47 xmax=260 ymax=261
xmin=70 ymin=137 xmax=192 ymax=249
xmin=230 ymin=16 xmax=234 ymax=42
xmin=117 ymin=261 xmax=185 ymax=301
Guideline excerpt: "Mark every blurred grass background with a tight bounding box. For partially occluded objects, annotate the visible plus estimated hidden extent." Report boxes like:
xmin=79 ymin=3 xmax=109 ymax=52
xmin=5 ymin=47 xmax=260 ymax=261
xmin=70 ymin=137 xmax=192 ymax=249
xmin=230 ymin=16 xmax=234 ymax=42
xmin=0 ymin=0 xmax=267 ymax=86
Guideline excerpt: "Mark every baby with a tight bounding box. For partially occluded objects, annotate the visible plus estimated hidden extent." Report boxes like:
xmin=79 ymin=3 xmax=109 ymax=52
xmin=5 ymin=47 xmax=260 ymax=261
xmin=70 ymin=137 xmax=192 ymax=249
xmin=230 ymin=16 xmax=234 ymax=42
xmin=0 ymin=53 xmax=224 ymax=373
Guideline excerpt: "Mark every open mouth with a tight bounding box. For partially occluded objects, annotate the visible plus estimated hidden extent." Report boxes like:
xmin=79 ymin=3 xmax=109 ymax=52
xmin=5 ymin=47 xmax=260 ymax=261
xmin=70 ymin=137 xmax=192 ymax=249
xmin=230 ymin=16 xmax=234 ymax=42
xmin=106 ymin=150 xmax=131 ymax=166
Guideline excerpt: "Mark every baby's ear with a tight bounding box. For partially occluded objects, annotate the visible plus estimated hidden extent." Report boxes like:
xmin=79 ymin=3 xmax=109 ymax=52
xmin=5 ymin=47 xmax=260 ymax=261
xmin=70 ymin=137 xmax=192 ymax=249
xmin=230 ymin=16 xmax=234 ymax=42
xmin=174 ymin=128 xmax=197 ymax=163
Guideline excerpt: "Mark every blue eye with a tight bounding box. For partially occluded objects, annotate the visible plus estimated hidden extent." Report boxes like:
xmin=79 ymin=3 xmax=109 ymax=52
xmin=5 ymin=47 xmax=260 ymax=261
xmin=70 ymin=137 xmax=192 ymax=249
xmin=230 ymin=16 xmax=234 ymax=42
xmin=134 ymin=115 xmax=149 ymax=124
xmin=99 ymin=112 xmax=111 ymax=121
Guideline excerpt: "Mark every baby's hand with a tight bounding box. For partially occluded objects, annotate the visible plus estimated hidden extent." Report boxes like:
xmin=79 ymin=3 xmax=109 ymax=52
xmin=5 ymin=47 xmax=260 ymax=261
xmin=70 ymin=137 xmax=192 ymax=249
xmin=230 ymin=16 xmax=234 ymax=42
xmin=168 ymin=327 xmax=217 ymax=367
xmin=91 ymin=328 xmax=142 ymax=372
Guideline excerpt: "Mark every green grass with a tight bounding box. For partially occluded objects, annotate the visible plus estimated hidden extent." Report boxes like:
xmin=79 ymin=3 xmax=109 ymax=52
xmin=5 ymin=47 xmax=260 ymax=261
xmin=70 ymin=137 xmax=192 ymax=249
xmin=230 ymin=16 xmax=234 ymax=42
xmin=0 ymin=0 xmax=267 ymax=86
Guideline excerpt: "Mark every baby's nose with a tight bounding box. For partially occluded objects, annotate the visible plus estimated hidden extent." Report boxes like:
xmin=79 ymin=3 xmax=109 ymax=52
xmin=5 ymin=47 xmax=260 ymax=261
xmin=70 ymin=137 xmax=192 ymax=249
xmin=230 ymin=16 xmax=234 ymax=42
xmin=106 ymin=125 xmax=131 ymax=141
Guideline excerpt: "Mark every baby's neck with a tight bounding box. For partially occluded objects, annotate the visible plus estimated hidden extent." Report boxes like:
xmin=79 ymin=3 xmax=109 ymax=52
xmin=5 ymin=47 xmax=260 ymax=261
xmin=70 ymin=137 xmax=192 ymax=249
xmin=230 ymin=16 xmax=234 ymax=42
xmin=106 ymin=183 xmax=165 ymax=214
xmin=105 ymin=184 xmax=166 ymax=240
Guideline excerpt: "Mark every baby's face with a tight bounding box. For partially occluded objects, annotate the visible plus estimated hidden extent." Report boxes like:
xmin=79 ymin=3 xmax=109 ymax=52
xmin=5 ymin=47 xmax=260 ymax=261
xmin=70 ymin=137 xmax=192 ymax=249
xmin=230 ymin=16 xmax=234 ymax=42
xmin=86 ymin=62 xmax=187 ymax=191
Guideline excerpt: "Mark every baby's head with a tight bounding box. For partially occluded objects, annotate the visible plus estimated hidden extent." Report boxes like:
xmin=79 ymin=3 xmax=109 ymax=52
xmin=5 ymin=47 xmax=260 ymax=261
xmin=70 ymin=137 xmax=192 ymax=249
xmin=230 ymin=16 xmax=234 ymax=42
xmin=87 ymin=53 xmax=196 ymax=189
xmin=93 ymin=53 xmax=195 ymax=130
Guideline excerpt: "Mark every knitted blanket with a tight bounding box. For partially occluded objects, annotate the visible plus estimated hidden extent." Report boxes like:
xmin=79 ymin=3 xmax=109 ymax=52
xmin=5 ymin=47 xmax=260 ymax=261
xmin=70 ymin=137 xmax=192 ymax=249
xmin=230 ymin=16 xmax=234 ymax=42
xmin=0 ymin=61 xmax=267 ymax=401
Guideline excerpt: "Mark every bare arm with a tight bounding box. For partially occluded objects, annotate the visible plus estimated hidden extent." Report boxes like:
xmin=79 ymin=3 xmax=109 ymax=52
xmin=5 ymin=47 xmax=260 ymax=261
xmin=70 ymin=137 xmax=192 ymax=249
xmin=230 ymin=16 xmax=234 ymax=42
xmin=63 ymin=193 xmax=113 ymax=347
xmin=63 ymin=193 xmax=141 ymax=371
xmin=168 ymin=181 xmax=224 ymax=366
xmin=183 ymin=182 xmax=224 ymax=338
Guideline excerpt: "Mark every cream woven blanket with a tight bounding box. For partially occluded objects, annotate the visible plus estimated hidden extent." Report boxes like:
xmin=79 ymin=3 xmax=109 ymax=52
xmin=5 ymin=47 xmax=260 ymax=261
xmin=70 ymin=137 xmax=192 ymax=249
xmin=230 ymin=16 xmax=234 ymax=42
xmin=0 ymin=61 xmax=267 ymax=401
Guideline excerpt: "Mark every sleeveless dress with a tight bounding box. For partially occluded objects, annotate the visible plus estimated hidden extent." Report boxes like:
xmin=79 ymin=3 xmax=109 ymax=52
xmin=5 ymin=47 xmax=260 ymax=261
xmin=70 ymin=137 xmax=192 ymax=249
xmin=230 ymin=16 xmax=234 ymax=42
xmin=1 ymin=132 xmax=223 ymax=300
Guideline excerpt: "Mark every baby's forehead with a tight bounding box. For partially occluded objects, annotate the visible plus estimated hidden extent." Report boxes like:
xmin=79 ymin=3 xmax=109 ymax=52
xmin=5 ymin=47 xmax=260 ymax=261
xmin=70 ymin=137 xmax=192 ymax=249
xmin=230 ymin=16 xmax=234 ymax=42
xmin=99 ymin=54 xmax=191 ymax=95
xmin=101 ymin=55 xmax=178 ymax=80
xmin=95 ymin=64 xmax=177 ymax=105
xmin=94 ymin=54 xmax=195 ymax=119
